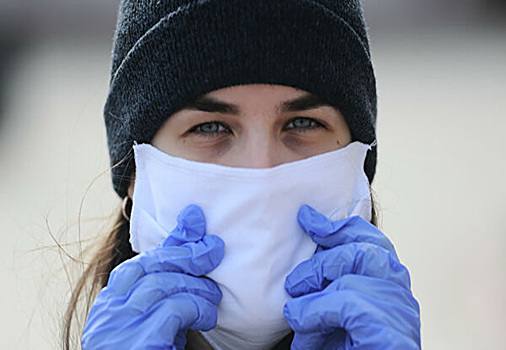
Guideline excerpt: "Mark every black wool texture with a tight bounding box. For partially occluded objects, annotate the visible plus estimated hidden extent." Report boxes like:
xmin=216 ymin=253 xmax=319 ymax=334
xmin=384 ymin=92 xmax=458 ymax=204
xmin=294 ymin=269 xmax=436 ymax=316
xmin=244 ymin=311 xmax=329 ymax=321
xmin=105 ymin=0 xmax=378 ymax=197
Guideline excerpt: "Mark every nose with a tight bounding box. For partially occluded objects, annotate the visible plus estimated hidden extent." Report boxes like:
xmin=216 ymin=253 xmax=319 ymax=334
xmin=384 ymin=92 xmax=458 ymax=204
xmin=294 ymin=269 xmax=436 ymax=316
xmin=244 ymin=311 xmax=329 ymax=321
xmin=237 ymin=131 xmax=283 ymax=169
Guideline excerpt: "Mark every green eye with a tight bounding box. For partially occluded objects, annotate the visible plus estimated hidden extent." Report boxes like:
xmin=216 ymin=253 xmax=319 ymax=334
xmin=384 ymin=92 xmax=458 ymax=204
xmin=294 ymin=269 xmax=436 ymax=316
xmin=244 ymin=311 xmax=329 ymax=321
xmin=188 ymin=121 xmax=230 ymax=137
xmin=198 ymin=122 xmax=223 ymax=133
xmin=285 ymin=117 xmax=322 ymax=130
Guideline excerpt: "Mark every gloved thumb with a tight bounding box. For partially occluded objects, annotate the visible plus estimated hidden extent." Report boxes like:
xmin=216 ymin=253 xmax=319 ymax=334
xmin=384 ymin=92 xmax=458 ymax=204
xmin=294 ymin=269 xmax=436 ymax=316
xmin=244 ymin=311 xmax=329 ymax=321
xmin=297 ymin=205 xmax=350 ymax=239
xmin=161 ymin=204 xmax=206 ymax=247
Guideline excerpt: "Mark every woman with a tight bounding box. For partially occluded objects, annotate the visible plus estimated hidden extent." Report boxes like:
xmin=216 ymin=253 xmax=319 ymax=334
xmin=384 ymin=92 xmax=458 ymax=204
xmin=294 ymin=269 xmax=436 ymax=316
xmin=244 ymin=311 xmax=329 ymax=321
xmin=65 ymin=0 xmax=421 ymax=349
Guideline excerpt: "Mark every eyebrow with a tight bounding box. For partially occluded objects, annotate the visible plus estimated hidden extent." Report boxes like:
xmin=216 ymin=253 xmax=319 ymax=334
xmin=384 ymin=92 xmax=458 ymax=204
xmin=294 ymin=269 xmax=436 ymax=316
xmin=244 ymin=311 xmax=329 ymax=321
xmin=181 ymin=92 xmax=332 ymax=115
xmin=280 ymin=93 xmax=332 ymax=112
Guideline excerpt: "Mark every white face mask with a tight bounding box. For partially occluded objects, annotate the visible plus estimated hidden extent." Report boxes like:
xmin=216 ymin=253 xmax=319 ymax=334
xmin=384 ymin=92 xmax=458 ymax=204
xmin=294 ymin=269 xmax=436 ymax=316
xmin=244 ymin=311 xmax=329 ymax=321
xmin=130 ymin=142 xmax=373 ymax=350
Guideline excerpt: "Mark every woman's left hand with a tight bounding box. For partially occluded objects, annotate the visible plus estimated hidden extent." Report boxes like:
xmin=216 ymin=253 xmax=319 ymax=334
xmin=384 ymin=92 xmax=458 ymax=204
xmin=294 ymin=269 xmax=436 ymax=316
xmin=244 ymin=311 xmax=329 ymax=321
xmin=283 ymin=205 xmax=421 ymax=350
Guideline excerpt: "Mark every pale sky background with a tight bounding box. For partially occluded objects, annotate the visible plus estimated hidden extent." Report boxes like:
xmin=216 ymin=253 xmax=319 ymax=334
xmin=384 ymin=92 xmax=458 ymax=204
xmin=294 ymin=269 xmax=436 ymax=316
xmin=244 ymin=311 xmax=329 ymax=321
xmin=0 ymin=1 xmax=505 ymax=349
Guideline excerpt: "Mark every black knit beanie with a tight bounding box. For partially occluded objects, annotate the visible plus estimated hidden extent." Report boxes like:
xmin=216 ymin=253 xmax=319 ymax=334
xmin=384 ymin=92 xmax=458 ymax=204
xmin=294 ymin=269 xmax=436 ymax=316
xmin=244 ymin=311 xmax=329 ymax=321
xmin=105 ymin=0 xmax=377 ymax=197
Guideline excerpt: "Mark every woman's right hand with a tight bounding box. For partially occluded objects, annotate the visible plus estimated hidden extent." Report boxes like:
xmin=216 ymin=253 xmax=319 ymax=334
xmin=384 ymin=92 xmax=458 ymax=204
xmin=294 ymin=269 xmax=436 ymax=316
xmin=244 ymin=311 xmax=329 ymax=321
xmin=81 ymin=205 xmax=224 ymax=350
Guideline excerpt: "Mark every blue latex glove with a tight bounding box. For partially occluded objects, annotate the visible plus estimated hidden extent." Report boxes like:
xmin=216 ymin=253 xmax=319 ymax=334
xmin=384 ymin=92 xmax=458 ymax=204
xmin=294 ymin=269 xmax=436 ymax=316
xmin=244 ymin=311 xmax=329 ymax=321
xmin=284 ymin=205 xmax=421 ymax=350
xmin=82 ymin=205 xmax=224 ymax=350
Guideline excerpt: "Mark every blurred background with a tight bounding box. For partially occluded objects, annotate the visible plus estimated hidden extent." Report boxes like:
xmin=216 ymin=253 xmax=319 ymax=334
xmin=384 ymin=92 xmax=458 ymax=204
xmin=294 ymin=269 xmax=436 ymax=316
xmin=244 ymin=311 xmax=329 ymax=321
xmin=0 ymin=0 xmax=504 ymax=349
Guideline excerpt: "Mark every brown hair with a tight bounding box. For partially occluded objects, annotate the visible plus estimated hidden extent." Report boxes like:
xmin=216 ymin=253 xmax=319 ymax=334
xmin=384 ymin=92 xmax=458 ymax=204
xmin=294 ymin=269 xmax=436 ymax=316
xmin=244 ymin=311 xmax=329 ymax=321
xmin=62 ymin=207 xmax=136 ymax=350
xmin=62 ymin=193 xmax=378 ymax=349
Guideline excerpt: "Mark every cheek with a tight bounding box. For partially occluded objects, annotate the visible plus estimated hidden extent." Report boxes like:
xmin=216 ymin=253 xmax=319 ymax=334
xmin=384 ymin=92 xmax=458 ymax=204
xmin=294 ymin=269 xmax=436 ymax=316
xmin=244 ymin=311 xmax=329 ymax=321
xmin=152 ymin=134 xmax=180 ymax=156
xmin=335 ymin=130 xmax=351 ymax=148
xmin=152 ymin=119 xmax=180 ymax=154
xmin=281 ymin=131 xmax=347 ymax=157
xmin=335 ymin=119 xmax=352 ymax=146
xmin=156 ymin=134 xmax=235 ymax=164
xmin=183 ymin=137 xmax=234 ymax=161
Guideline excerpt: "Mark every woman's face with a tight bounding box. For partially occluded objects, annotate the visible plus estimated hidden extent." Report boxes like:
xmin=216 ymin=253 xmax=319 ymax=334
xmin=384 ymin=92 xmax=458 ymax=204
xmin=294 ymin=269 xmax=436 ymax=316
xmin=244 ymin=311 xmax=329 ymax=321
xmin=152 ymin=84 xmax=351 ymax=168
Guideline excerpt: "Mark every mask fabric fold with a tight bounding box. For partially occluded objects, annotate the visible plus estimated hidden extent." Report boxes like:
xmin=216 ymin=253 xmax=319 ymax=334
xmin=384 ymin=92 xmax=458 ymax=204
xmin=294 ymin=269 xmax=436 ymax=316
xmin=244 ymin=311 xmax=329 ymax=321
xmin=130 ymin=141 xmax=373 ymax=350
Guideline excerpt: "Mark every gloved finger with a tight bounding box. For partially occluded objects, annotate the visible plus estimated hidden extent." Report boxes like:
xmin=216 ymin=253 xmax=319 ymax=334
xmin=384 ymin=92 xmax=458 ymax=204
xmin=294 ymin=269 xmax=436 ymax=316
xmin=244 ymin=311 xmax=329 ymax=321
xmin=122 ymin=272 xmax=222 ymax=314
xmin=123 ymin=294 xmax=218 ymax=349
xmin=285 ymin=242 xmax=411 ymax=297
xmin=284 ymin=276 xmax=420 ymax=346
xmin=348 ymin=325 xmax=420 ymax=350
xmin=298 ymin=205 xmax=398 ymax=259
xmin=290 ymin=326 xmax=417 ymax=350
xmin=142 ymin=235 xmax=225 ymax=276
xmin=291 ymin=332 xmax=325 ymax=350
xmin=126 ymin=294 xmax=218 ymax=349
xmin=329 ymin=275 xmax=420 ymax=313
xmin=87 ymin=293 xmax=218 ymax=350
xmin=173 ymin=330 xmax=188 ymax=350
xmin=106 ymin=235 xmax=224 ymax=296
xmin=290 ymin=329 xmax=347 ymax=350
xmin=161 ymin=204 xmax=207 ymax=248
xmin=152 ymin=293 xmax=219 ymax=344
